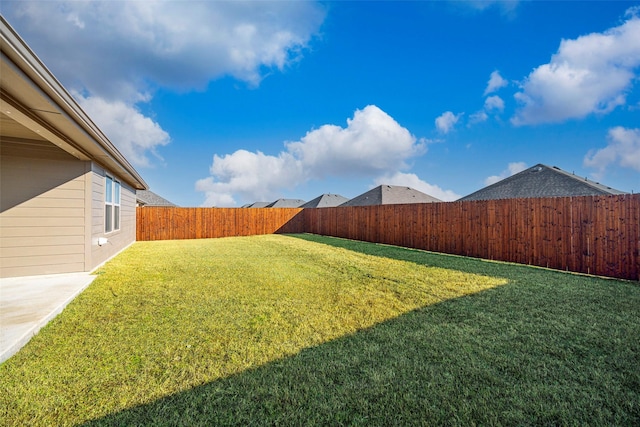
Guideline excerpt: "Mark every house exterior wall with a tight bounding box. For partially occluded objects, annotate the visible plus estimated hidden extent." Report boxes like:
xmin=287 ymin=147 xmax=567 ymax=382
xmin=0 ymin=140 xmax=89 ymax=278
xmin=0 ymin=140 xmax=138 ymax=278
xmin=89 ymin=163 xmax=137 ymax=271
xmin=1 ymin=18 xmax=146 ymax=279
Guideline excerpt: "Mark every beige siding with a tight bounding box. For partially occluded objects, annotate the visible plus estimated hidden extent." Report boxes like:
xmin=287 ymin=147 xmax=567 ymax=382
xmin=1 ymin=235 xmax=85 ymax=247
xmin=1 ymin=226 xmax=85 ymax=237
xmin=1 ymin=139 xmax=139 ymax=277
xmin=89 ymin=163 xmax=137 ymax=271
xmin=0 ymin=141 xmax=89 ymax=277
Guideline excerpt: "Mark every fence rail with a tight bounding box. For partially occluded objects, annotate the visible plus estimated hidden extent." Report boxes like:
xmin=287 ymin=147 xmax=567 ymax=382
xmin=137 ymin=194 xmax=640 ymax=281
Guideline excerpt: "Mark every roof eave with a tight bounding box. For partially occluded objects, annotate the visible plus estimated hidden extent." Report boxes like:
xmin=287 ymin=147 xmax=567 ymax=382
xmin=0 ymin=16 xmax=147 ymax=190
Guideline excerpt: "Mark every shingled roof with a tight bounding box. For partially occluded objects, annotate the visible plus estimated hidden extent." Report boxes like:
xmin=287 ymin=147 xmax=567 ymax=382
xmin=340 ymin=185 xmax=441 ymax=207
xmin=244 ymin=201 xmax=271 ymax=208
xmin=300 ymin=193 xmax=349 ymax=208
xmin=136 ymin=190 xmax=177 ymax=207
xmin=459 ymin=164 xmax=626 ymax=201
xmin=266 ymin=198 xmax=306 ymax=208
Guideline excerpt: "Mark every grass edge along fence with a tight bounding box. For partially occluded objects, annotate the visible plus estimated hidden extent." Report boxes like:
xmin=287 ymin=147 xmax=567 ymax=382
xmin=137 ymin=194 xmax=640 ymax=281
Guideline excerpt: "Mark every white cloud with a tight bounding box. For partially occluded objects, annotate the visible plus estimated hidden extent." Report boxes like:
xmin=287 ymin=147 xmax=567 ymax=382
xmin=469 ymin=111 xmax=489 ymax=124
xmin=512 ymin=8 xmax=640 ymax=125
xmin=74 ymin=93 xmax=170 ymax=168
xmin=584 ymin=127 xmax=640 ymax=176
xmin=469 ymin=94 xmax=505 ymax=126
xmin=469 ymin=72 xmax=507 ymax=128
xmin=374 ymin=172 xmax=461 ymax=202
xmin=196 ymin=150 xmax=301 ymax=207
xmin=196 ymin=105 xmax=427 ymax=206
xmin=3 ymin=1 xmax=325 ymax=168
xmin=484 ymin=95 xmax=505 ymax=112
xmin=287 ymin=105 xmax=425 ymax=177
xmin=484 ymin=70 xmax=508 ymax=95
xmin=65 ymin=12 xmax=85 ymax=29
xmin=4 ymin=1 xmax=326 ymax=100
xmin=435 ymin=111 xmax=462 ymax=134
xmin=484 ymin=162 xmax=527 ymax=185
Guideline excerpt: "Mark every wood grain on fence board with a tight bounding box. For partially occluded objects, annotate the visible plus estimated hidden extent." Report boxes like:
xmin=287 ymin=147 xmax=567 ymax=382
xmin=136 ymin=207 xmax=304 ymax=241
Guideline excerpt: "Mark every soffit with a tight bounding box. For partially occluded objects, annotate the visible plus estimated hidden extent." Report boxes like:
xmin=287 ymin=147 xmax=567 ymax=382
xmin=0 ymin=111 xmax=48 ymax=142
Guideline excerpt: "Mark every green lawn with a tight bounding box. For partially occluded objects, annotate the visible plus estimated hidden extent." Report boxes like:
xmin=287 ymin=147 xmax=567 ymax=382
xmin=1 ymin=234 xmax=638 ymax=426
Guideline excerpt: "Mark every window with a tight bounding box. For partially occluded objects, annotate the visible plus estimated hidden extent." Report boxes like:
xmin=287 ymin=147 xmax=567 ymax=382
xmin=105 ymin=175 xmax=121 ymax=233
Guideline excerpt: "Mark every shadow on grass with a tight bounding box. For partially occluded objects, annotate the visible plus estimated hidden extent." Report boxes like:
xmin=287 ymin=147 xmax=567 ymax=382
xmin=82 ymin=254 xmax=640 ymax=426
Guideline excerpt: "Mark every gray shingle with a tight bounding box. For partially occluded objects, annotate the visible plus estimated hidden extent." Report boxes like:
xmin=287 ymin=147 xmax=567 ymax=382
xmin=136 ymin=190 xmax=177 ymax=207
xmin=266 ymin=199 xmax=306 ymax=208
xmin=340 ymin=185 xmax=441 ymax=206
xmin=245 ymin=202 xmax=271 ymax=208
xmin=459 ymin=164 xmax=626 ymax=201
xmin=300 ymin=194 xmax=349 ymax=208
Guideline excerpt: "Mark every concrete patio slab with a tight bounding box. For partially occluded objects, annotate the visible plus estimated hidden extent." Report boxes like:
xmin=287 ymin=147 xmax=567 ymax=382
xmin=0 ymin=272 xmax=96 ymax=364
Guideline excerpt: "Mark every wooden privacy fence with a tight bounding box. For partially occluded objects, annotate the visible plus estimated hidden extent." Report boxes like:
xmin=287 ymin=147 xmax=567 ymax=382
xmin=303 ymin=195 xmax=639 ymax=281
xmin=137 ymin=194 xmax=640 ymax=280
xmin=136 ymin=207 xmax=303 ymax=241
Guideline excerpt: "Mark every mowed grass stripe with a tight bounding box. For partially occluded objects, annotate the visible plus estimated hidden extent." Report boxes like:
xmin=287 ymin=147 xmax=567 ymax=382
xmin=1 ymin=234 xmax=506 ymax=426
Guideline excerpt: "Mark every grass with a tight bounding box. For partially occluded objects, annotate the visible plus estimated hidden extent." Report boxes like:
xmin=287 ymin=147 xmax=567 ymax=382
xmin=1 ymin=234 xmax=638 ymax=426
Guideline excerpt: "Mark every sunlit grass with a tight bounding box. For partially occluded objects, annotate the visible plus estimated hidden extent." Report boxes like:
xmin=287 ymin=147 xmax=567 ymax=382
xmin=0 ymin=234 xmax=507 ymax=426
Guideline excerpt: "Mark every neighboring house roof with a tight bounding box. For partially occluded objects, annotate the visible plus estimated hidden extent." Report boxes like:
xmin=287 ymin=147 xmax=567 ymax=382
xmin=244 ymin=202 xmax=272 ymax=208
xmin=136 ymin=190 xmax=177 ymax=207
xmin=459 ymin=163 xmax=626 ymax=201
xmin=340 ymin=185 xmax=441 ymax=206
xmin=0 ymin=16 xmax=147 ymax=190
xmin=267 ymin=199 xmax=306 ymax=208
xmin=301 ymin=193 xmax=349 ymax=208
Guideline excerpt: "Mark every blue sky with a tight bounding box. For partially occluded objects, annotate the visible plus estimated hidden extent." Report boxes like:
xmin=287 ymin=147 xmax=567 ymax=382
xmin=2 ymin=1 xmax=639 ymax=206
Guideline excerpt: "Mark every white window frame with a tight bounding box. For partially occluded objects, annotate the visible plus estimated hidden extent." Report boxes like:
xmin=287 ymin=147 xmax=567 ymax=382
xmin=105 ymin=174 xmax=121 ymax=233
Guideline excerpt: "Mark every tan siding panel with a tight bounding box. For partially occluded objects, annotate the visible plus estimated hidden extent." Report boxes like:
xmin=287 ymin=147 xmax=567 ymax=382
xmin=0 ymin=244 xmax=84 ymax=257
xmin=1 ymin=207 xmax=84 ymax=218
xmin=1 ymin=226 xmax=84 ymax=237
xmin=3 ymin=196 xmax=85 ymax=209
xmin=38 ymin=180 xmax=86 ymax=192
xmin=1 ymin=150 xmax=86 ymax=277
xmin=1 ymin=235 xmax=85 ymax=247
xmin=0 ymin=216 xmax=84 ymax=227
xmin=2 ymin=171 xmax=86 ymax=187
xmin=2 ymin=162 xmax=84 ymax=180
xmin=2 ymin=155 xmax=86 ymax=211
xmin=3 ymin=189 xmax=84 ymax=206
xmin=92 ymin=168 xmax=105 ymax=239
xmin=90 ymin=170 xmax=136 ymax=270
xmin=2 ymin=253 xmax=84 ymax=268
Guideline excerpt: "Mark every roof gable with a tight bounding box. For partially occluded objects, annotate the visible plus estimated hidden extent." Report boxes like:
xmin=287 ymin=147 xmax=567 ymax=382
xmin=341 ymin=185 xmax=441 ymax=206
xmin=244 ymin=202 xmax=271 ymax=208
xmin=266 ymin=199 xmax=306 ymax=208
xmin=300 ymin=194 xmax=349 ymax=208
xmin=460 ymin=164 xmax=626 ymax=201
xmin=136 ymin=190 xmax=177 ymax=207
